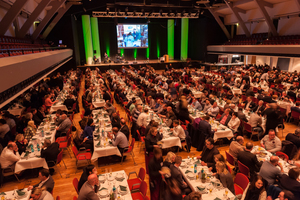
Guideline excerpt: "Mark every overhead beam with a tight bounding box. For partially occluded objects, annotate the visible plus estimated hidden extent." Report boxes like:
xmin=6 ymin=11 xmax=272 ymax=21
xmin=235 ymin=7 xmax=247 ymax=14
xmin=253 ymin=0 xmax=278 ymax=36
xmin=13 ymin=19 xmax=20 ymax=36
xmin=17 ymin=0 xmax=52 ymax=38
xmin=0 ymin=0 xmax=28 ymax=35
xmin=206 ymin=4 xmax=231 ymax=39
xmin=225 ymin=1 xmax=250 ymax=37
xmin=263 ymin=1 xmax=273 ymax=8
xmin=31 ymin=0 xmax=66 ymax=40
xmin=42 ymin=3 xmax=72 ymax=39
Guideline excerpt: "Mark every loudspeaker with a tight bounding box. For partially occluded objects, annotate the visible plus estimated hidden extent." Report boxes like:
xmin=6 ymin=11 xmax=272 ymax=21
xmin=94 ymin=50 xmax=96 ymax=54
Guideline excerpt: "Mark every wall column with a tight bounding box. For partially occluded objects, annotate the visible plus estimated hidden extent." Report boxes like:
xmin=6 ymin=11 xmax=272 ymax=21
xmin=90 ymin=17 xmax=101 ymax=63
xmin=181 ymin=18 xmax=189 ymax=60
xmin=82 ymin=15 xmax=93 ymax=65
xmin=167 ymin=19 xmax=175 ymax=60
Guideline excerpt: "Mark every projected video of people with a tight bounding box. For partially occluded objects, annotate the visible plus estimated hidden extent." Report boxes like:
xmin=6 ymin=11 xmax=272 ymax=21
xmin=116 ymin=24 xmax=148 ymax=48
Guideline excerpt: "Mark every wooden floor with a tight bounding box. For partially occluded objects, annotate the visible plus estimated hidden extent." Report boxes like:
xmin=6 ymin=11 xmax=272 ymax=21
xmin=1 ymin=71 xmax=299 ymax=199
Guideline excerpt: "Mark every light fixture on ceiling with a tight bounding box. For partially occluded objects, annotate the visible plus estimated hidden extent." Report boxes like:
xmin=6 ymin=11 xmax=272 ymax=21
xmin=106 ymin=7 xmax=109 ymax=15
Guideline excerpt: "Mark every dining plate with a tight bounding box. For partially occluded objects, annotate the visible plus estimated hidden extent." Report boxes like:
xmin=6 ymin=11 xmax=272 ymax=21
xmin=187 ymin=172 xmax=195 ymax=179
xmin=98 ymin=175 xmax=106 ymax=182
xmin=115 ymin=173 xmax=124 ymax=180
xmin=118 ymin=187 xmax=128 ymax=195
xmin=98 ymin=189 xmax=109 ymax=197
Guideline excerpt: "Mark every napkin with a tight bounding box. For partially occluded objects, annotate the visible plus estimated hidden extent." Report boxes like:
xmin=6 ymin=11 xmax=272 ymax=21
xmin=17 ymin=190 xmax=25 ymax=196
xmin=211 ymin=181 xmax=220 ymax=186
xmin=96 ymin=141 xmax=101 ymax=146
xmin=97 ymin=135 xmax=100 ymax=139
xmin=194 ymin=160 xmax=201 ymax=164
xmin=99 ymin=187 xmax=107 ymax=191
xmin=0 ymin=192 xmax=6 ymax=195
xmin=116 ymin=178 xmax=125 ymax=182
xmin=31 ymin=138 xmax=37 ymax=140
xmin=109 ymin=141 xmax=112 ymax=145
xmin=24 ymin=151 xmax=29 ymax=157
xmin=119 ymin=185 xmax=127 ymax=191
xmin=196 ymin=186 xmax=205 ymax=191
xmin=214 ymin=198 xmax=221 ymax=200
xmin=185 ymin=170 xmax=192 ymax=174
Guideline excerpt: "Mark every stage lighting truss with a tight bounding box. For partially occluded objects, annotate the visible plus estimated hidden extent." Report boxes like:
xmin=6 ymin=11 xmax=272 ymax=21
xmin=92 ymin=11 xmax=199 ymax=18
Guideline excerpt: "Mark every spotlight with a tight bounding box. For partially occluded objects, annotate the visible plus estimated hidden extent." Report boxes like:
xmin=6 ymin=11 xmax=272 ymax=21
xmin=125 ymin=7 xmax=128 ymax=15
xmin=133 ymin=10 xmax=136 ymax=16
xmin=148 ymin=10 xmax=153 ymax=16
xmin=181 ymin=10 xmax=186 ymax=16
xmin=159 ymin=9 xmax=163 ymax=16
xmin=201 ymin=10 xmax=204 ymax=15
xmin=117 ymin=9 xmax=121 ymax=16
xmin=106 ymin=7 xmax=109 ymax=15
xmin=168 ymin=10 xmax=172 ymax=16
xmin=141 ymin=9 xmax=145 ymax=16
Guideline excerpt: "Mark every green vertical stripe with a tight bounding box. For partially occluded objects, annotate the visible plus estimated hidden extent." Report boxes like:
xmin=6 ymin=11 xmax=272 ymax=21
xmin=90 ymin=17 xmax=101 ymax=62
xmin=81 ymin=15 xmax=93 ymax=64
xmin=167 ymin=19 xmax=175 ymax=60
xmin=133 ymin=49 xmax=137 ymax=59
xmin=120 ymin=49 xmax=124 ymax=57
xmin=181 ymin=18 xmax=189 ymax=60
xmin=146 ymin=48 xmax=149 ymax=59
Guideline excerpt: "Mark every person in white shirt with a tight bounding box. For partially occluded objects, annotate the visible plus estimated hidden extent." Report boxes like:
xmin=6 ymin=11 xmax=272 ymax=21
xmin=0 ymin=142 xmax=21 ymax=169
xmin=227 ymin=112 xmax=240 ymax=132
xmin=30 ymin=187 xmax=54 ymax=200
xmin=171 ymin=120 xmax=186 ymax=141
xmin=207 ymin=102 xmax=219 ymax=117
xmin=162 ymin=81 xmax=168 ymax=90
xmin=136 ymin=108 xmax=149 ymax=128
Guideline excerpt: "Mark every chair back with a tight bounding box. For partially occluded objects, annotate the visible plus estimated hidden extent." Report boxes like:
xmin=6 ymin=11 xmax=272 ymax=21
xmin=73 ymin=196 xmax=78 ymax=200
xmin=140 ymin=181 xmax=147 ymax=196
xmin=227 ymin=164 xmax=232 ymax=174
xmin=238 ymin=161 xmax=250 ymax=177
xmin=138 ymin=168 xmax=146 ymax=181
xmin=225 ymin=151 xmax=235 ymax=166
xmin=56 ymin=196 xmax=60 ymax=200
xmin=67 ymin=135 xmax=72 ymax=146
xmin=130 ymin=138 xmax=135 ymax=149
xmin=234 ymin=173 xmax=249 ymax=192
xmin=136 ymin=130 xmax=142 ymax=141
xmin=243 ymin=122 xmax=252 ymax=133
xmin=276 ymin=151 xmax=289 ymax=161
xmin=291 ymin=110 xmax=300 ymax=120
xmin=73 ymin=178 xmax=79 ymax=194
xmin=57 ymin=150 xmax=64 ymax=164
xmin=72 ymin=146 xmax=78 ymax=157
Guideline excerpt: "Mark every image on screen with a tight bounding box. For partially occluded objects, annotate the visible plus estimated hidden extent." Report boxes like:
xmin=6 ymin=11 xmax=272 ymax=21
xmin=116 ymin=24 xmax=148 ymax=48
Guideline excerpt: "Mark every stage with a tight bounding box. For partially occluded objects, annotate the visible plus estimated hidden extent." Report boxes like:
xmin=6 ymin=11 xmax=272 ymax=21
xmin=78 ymin=59 xmax=201 ymax=70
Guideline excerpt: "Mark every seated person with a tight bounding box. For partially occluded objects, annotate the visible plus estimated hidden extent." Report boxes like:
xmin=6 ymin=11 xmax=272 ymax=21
xmin=215 ymin=162 xmax=235 ymax=195
xmin=217 ymin=108 xmax=231 ymax=126
xmin=238 ymin=142 xmax=262 ymax=178
xmin=163 ymin=152 xmax=175 ymax=168
xmin=27 ymin=169 xmax=54 ymax=193
xmin=41 ymin=139 xmax=60 ymax=175
xmin=145 ymin=127 xmax=162 ymax=153
xmin=0 ymin=142 xmax=20 ymax=169
xmin=278 ymin=168 xmax=300 ymax=199
xmin=111 ymin=113 xmax=121 ymax=129
xmin=108 ymin=127 xmax=129 ymax=157
xmin=15 ymin=134 xmax=28 ymax=155
xmin=63 ymin=95 xmax=75 ymax=110
xmin=197 ymin=138 xmax=219 ymax=168
xmin=55 ymin=114 xmax=72 ymax=139
xmin=30 ymin=187 xmax=54 ymax=200
xmin=229 ymin=136 xmax=244 ymax=161
xmin=241 ymin=174 xmax=267 ymax=200
xmin=261 ymin=129 xmax=281 ymax=153
xmin=227 ymin=112 xmax=240 ymax=133
xmin=105 ymin=102 xmax=116 ymax=117
xmin=83 ymin=119 xmax=95 ymax=140
xmin=170 ymin=156 xmax=192 ymax=195
xmin=285 ymin=128 xmax=300 ymax=148
xmin=242 ymin=96 xmax=257 ymax=111
xmin=191 ymin=97 xmax=202 ymax=111
xmin=78 ymin=164 xmax=98 ymax=192
xmin=259 ymin=156 xmax=283 ymax=185
xmin=207 ymin=102 xmax=219 ymax=118
xmin=78 ymin=174 xmax=100 ymax=200
xmin=171 ymin=120 xmax=186 ymax=141
xmin=73 ymin=130 xmax=93 ymax=152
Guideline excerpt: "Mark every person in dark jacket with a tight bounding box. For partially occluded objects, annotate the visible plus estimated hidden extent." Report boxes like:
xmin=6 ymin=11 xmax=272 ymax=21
xmin=78 ymin=164 xmax=98 ymax=192
xmin=286 ymin=128 xmax=300 ymax=148
xmin=82 ymin=118 xmax=95 ymax=140
xmin=278 ymin=168 xmax=300 ymax=200
xmin=197 ymin=138 xmax=220 ymax=168
xmin=145 ymin=127 xmax=162 ymax=153
xmin=41 ymin=139 xmax=60 ymax=174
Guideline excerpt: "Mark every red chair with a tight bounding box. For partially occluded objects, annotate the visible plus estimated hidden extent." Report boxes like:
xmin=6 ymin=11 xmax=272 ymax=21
xmin=227 ymin=164 xmax=232 ymax=174
xmin=73 ymin=197 xmax=78 ymax=200
xmin=131 ymin=181 xmax=147 ymax=199
xmin=136 ymin=130 xmax=145 ymax=152
xmin=56 ymin=196 xmax=60 ymax=200
xmin=72 ymin=145 xmax=92 ymax=173
xmin=291 ymin=110 xmax=300 ymax=124
xmin=47 ymin=150 xmax=66 ymax=177
xmin=122 ymin=138 xmax=136 ymax=165
xmin=238 ymin=161 xmax=250 ymax=178
xmin=73 ymin=178 xmax=79 ymax=194
xmin=276 ymin=151 xmax=289 ymax=161
xmin=225 ymin=151 xmax=235 ymax=167
xmin=57 ymin=135 xmax=72 ymax=158
xmin=234 ymin=173 xmax=249 ymax=195
xmin=127 ymin=168 xmax=146 ymax=192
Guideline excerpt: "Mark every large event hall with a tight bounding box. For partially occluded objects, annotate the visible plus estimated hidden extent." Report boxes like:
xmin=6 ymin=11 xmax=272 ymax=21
xmin=2 ymin=0 xmax=300 ymax=200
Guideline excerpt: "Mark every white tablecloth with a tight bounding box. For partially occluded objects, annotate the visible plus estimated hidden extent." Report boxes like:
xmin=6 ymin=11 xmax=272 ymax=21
xmin=7 ymin=105 xmax=25 ymax=116
xmin=179 ymin=159 xmax=235 ymax=200
xmin=97 ymin=170 xmax=132 ymax=200
xmin=49 ymin=103 xmax=68 ymax=113
xmin=93 ymin=99 xmax=106 ymax=108
xmin=1 ymin=189 xmax=32 ymax=200
xmin=230 ymin=87 xmax=242 ymax=94
xmin=211 ymin=122 xmax=234 ymax=142
xmin=91 ymin=110 xmax=121 ymax=162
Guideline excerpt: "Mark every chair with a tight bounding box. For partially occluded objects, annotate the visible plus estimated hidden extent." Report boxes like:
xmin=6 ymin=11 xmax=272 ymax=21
xmin=131 ymin=181 xmax=147 ymax=199
xmin=127 ymin=168 xmax=146 ymax=192
xmin=244 ymin=122 xmax=259 ymax=141
xmin=234 ymin=173 xmax=249 ymax=195
xmin=72 ymin=146 xmax=91 ymax=173
xmin=73 ymin=197 xmax=78 ymax=200
xmin=276 ymin=151 xmax=289 ymax=161
xmin=73 ymin=178 xmax=79 ymax=194
xmin=290 ymin=110 xmax=300 ymax=124
xmin=47 ymin=150 xmax=66 ymax=178
xmin=225 ymin=151 xmax=235 ymax=167
xmin=122 ymin=138 xmax=136 ymax=165
xmin=136 ymin=130 xmax=145 ymax=152
xmin=57 ymin=135 xmax=72 ymax=158
xmin=238 ymin=161 xmax=250 ymax=178
xmin=227 ymin=164 xmax=232 ymax=174
xmin=0 ymin=163 xmax=20 ymax=185
xmin=56 ymin=196 xmax=60 ymax=200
